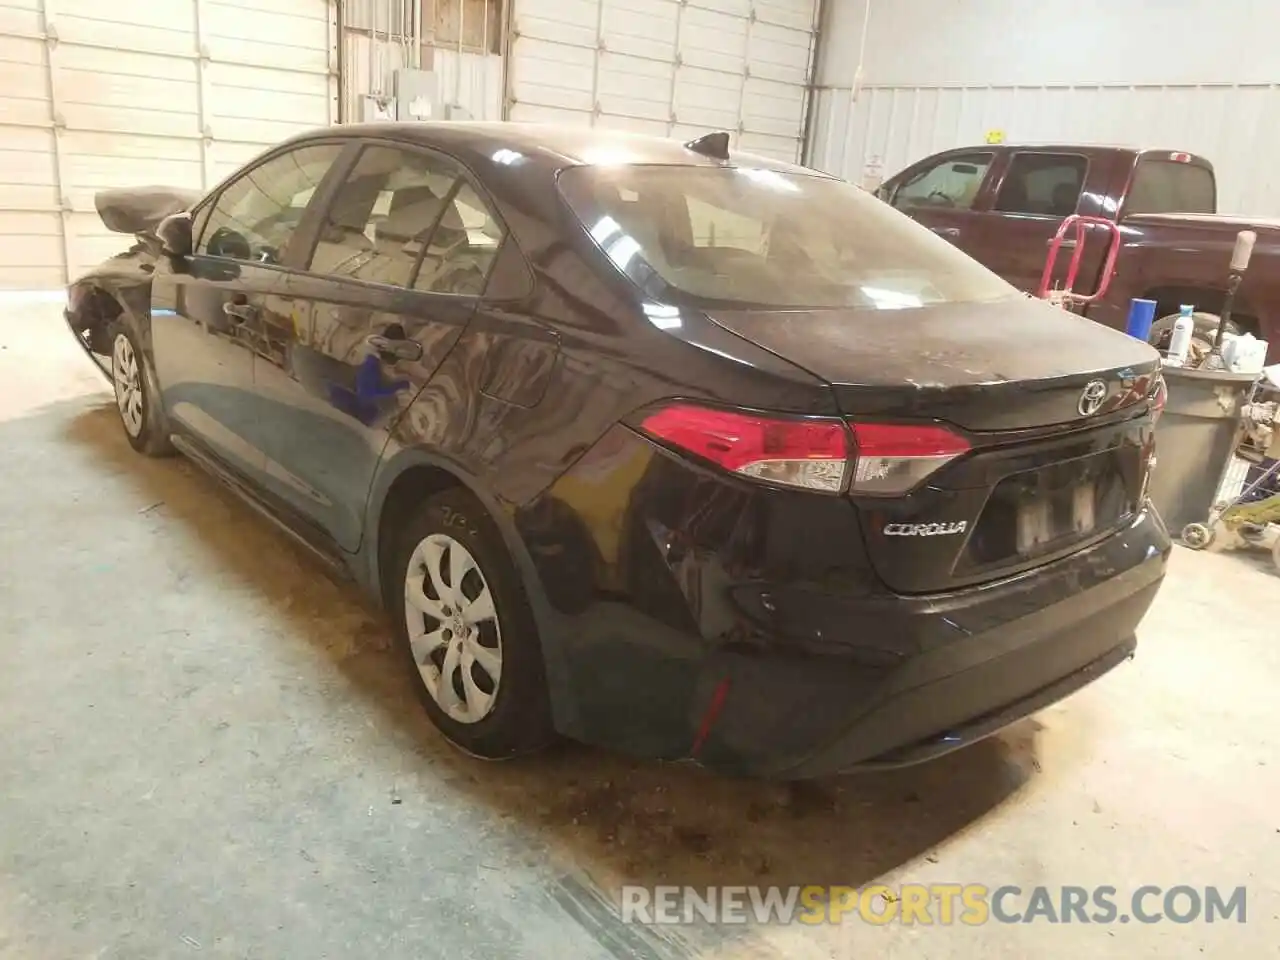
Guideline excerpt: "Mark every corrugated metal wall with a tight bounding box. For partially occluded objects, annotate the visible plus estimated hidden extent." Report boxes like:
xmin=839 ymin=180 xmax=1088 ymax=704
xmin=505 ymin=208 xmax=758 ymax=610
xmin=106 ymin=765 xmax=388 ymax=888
xmin=807 ymin=0 xmax=1280 ymax=215
xmin=507 ymin=0 xmax=821 ymax=162
xmin=818 ymin=83 xmax=1280 ymax=215
xmin=0 ymin=0 xmax=336 ymax=288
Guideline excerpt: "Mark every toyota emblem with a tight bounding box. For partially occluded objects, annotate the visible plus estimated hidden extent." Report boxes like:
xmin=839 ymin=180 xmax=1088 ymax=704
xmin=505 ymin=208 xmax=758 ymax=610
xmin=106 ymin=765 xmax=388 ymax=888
xmin=1078 ymin=379 xmax=1108 ymax=417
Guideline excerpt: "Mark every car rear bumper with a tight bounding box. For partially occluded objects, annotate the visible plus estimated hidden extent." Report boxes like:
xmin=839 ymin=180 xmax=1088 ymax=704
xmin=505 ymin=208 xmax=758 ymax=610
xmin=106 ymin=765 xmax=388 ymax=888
xmin=692 ymin=512 xmax=1168 ymax=779
xmin=522 ymin=428 xmax=1170 ymax=779
xmin=849 ymin=634 xmax=1137 ymax=769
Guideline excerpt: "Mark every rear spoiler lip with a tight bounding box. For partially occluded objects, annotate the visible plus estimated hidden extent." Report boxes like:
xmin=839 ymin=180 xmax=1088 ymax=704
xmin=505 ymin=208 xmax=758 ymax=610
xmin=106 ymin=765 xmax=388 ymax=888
xmin=94 ymin=186 xmax=202 ymax=237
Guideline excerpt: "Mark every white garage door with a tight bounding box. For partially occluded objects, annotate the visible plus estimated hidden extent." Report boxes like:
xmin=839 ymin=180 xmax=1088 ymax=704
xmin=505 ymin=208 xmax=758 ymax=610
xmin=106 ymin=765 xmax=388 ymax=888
xmin=0 ymin=0 xmax=336 ymax=290
xmin=506 ymin=0 xmax=818 ymax=163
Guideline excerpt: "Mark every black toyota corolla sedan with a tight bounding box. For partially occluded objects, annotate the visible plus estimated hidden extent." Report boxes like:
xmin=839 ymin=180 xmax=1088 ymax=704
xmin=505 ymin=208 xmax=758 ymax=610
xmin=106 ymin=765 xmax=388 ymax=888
xmin=64 ymin=122 xmax=1170 ymax=778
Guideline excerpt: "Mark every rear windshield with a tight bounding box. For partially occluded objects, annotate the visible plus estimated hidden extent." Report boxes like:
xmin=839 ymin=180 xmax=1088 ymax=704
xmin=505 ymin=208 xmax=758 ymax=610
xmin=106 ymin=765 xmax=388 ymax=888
xmin=1127 ymin=159 xmax=1216 ymax=215
xmin=557 ymin=165 xmax=1017 ymax=310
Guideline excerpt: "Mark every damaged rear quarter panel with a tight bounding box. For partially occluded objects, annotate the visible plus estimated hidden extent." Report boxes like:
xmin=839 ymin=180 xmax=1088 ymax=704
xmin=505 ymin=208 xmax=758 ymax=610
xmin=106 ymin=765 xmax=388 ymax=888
xmin=65 ymin=246 xmax=161 ymax=377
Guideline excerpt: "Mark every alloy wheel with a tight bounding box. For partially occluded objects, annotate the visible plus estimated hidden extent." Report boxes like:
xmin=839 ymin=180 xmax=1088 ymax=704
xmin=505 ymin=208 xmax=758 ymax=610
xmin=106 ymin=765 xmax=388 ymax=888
xmin=111 ymin=333 xmax=144 ymax=438
xmin=403 ymin=533 xmax=503 ymax=724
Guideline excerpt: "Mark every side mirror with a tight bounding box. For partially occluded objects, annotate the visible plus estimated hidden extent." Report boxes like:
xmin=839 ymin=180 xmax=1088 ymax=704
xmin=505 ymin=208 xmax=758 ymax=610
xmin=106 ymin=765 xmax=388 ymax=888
xmin=157 ymin=212 xmax=193 ymax=258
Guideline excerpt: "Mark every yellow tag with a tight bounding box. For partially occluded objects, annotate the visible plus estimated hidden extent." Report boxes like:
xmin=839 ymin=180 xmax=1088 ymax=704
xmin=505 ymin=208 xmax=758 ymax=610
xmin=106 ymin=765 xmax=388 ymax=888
xmin=985 ymin=129 xmax=1005 ymax=144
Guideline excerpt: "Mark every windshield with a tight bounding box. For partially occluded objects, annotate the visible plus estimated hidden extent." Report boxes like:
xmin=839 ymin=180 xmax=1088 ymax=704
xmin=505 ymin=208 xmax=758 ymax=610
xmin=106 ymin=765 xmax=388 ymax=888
xmin=558 ymin=165 xmax=1018 ymax=310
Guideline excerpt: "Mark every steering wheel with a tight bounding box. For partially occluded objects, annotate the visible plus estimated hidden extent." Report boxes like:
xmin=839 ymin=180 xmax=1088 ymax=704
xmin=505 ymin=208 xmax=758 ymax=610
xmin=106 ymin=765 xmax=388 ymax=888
xmin=927 ymin=190 xmax=956 ymax=207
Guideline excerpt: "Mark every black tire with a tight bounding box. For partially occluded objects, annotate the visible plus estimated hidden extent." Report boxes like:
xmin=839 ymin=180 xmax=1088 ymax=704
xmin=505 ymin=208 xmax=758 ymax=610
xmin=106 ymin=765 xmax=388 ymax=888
xmin=387 ymin=487 xmax=554 ymax=759
xmin=106 ymin=319 xmax=174 ymax=457
xmin=1148 ymin=310 xmax=1239 ymax=356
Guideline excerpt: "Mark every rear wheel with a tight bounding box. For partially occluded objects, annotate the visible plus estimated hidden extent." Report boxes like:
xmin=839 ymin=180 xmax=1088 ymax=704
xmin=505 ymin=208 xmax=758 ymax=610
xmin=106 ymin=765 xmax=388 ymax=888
xmin=388 ymin=488 xmax=553 ymax=759
xmin=108 ymin=320 xmax=173 ymax=457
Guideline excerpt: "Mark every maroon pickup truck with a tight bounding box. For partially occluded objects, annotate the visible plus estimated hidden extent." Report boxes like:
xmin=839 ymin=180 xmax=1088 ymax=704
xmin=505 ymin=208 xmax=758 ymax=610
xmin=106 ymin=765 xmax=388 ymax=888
xmin=876 ymin=144 xmax=1280 ymax=360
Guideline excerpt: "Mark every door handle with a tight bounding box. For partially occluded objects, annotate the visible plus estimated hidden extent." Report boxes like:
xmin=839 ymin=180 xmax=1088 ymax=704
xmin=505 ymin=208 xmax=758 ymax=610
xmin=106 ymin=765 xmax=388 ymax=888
xmin=366 ymin=333 xmax=423 ymax=362
xmin=223 ymin=302 xmax=257 ymax=323
xmin=930 ymin=226 xmax=960 ymax=238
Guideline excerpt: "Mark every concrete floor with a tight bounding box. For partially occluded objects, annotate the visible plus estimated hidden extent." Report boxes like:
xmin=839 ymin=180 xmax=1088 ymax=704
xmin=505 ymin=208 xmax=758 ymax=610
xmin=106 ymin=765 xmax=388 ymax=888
xmin=1 ymin=300 xmax=1277 ymax=959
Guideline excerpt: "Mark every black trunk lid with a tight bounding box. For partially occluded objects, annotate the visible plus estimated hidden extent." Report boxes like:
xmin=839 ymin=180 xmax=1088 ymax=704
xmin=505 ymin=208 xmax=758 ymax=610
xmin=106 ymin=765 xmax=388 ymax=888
xmin=702 ymin=295 xmax=1160 ymax=430
xmin=704 ymin=295 xmax=1161 ymax=592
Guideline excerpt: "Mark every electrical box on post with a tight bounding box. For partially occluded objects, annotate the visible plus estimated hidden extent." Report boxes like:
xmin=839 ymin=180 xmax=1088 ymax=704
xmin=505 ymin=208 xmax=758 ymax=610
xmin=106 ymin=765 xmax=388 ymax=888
xmin=393 ymin=69 xmax=440 ymax=121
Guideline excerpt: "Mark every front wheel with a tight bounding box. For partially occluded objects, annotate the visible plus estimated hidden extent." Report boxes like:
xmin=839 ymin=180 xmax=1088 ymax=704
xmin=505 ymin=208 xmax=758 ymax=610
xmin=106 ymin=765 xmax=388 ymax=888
xmin=388 ymin=488 xmax=554 ymax=759
xmin=108 ymin=320 xmax=173 ymax=457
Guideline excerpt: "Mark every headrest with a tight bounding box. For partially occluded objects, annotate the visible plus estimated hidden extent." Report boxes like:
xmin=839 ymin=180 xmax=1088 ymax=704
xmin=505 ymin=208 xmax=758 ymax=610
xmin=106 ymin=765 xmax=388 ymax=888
xmin=1050 ymin=181 xmax=1079 ymax=215
xmin=389 ymin=185 xmax=441 ymax=217
xmin=382 ymin=186 xmax=465 ymax=241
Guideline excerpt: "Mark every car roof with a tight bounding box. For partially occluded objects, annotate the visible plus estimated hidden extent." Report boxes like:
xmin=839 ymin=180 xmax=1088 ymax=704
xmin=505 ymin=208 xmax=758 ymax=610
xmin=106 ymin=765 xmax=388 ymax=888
xmin=949 ymin=143 xmax=1212 ymax=165
xmin=945 ymin=143 xmax=1138 ymax=158
xmin=284 ymin=121 xmax=831 ymax=179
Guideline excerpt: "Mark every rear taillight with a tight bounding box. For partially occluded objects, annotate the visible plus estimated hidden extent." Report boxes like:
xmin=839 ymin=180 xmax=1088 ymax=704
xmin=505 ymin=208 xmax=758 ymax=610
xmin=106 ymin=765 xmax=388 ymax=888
xmin=639 ymin=404 xmax=850 ymax=492
xmin=847 ymin=422 xmax=971 ymax=495
xmin=639 ymin=403 xmax=971 ymax=496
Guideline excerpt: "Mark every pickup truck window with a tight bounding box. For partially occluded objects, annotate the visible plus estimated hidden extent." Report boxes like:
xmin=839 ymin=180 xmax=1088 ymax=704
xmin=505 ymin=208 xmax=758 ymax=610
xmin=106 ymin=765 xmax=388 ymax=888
xmin=559 ymin=165 xmax=1018 ymax=310
xmin=1126 ymin=159 xmax=1215 ymax=214
xmin=891 ymin=152 xmax=993 ymax=211
xmin=994 ymin=153 xmax=1088 ymax=217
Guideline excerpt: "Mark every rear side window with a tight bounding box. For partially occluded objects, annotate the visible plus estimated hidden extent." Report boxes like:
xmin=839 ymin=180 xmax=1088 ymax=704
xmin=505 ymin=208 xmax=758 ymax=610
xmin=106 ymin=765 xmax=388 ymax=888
xmin=1126 ymin=159 xmax=1216 ymax=214
xmin=413 ymin=183 xmax=504 ymax=296
xmin=307 ymin=145 xmax=461 ymax=288
xmin=558 ymin=165 xmax=1017 ymax=310
xmin=994 ymin=153 xmax=1088 ymax=217
xmin=307 ymin=145 xmax=506 ymax=295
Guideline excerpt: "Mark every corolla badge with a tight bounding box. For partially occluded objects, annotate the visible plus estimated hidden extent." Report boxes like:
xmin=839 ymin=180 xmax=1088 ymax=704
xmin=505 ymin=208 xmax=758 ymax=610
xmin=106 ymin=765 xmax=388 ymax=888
xmin=884 ymin=521 xmax=968 ymax=537
xmin=1078 ymin=379 xmax=1108 ymax=417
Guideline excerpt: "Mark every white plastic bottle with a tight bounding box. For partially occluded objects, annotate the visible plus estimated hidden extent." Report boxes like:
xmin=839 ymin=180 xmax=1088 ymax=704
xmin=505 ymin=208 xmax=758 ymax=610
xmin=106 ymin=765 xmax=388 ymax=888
xmin=1166 ymin=304 xmax=1196 ymax=367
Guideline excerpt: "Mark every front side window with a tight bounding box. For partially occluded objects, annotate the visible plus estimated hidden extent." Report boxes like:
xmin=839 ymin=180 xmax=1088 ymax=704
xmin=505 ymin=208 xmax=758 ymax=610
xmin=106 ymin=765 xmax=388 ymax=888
xmin=994 ymin=153 xmax=1088 ymax=217
xmin=558 ymin=164 xmax=1018 ymax=310
xmin=198 ymin=143 xmax=343 ymax=263
xmin=308 ymin=145 xmax=505 ymax=295
xmin=891 ymin=153 xmax=993 ymax=211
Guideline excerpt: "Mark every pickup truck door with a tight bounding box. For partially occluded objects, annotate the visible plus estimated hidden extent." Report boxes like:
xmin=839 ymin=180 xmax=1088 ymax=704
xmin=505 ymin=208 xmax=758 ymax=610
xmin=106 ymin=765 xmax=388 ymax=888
xmin=961 ymin=150 xmax=1112 ymax=297
xmin=878 ymin=150 xmax=998 ymax=257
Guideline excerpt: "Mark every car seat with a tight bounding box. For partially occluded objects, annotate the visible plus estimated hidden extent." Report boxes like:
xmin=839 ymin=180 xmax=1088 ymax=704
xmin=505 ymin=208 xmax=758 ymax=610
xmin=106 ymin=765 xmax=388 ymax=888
xmin=358 ymin=185 xmax=447 ymax=287
xmin=415 ymin=202 xmax=488 ymax=295
xmin=310 ymin=186 xmax=380 ymax=275
xmin=1050 ymin=181 xmax=1080 ymax=217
